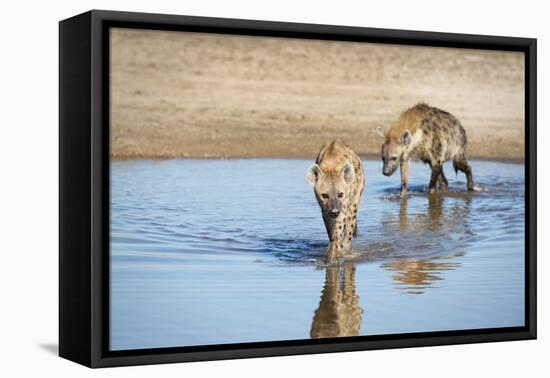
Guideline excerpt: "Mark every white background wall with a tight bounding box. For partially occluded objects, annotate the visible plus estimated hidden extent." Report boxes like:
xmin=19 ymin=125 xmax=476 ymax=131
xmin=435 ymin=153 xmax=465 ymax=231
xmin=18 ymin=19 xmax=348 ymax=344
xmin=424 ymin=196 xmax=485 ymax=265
xmin=0 ymin=0 xmax=546 ymax=376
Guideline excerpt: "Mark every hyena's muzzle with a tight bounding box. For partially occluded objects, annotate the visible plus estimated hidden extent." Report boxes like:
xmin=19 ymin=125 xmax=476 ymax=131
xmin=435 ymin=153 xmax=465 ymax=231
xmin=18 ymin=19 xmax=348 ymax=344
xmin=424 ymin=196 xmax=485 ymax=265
xmin=382 ymin=161 xmax=399 ymax=177
xmin=326 ymin=198 xmax=342 ymax=219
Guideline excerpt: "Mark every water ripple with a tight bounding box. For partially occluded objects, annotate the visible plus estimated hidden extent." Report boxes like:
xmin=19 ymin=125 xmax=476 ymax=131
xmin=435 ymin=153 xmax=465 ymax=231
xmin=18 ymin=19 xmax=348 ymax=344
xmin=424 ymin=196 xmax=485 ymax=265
xmin=111 ymin=159 xmax=525 ymax=268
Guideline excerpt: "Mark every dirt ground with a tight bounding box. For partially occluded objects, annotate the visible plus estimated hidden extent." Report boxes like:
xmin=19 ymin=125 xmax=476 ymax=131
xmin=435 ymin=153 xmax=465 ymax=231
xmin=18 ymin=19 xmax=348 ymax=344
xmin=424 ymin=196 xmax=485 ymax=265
xmin=110 ymin=28 xmax=525 ymax=161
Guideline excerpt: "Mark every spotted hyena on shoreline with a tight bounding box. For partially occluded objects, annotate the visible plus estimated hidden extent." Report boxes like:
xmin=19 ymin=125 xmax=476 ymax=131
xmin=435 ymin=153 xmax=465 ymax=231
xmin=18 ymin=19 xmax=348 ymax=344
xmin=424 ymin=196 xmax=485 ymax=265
xmin=379 ymin=103 xmax=474 ymax=196
xmin=306 ymin=140 xmax=365 ymax=264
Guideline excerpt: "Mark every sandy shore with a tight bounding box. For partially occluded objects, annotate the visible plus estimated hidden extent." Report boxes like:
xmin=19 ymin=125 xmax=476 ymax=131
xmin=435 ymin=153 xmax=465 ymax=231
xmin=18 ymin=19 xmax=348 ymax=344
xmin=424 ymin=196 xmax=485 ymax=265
xmin=110 ymin=29 xmax=525 ymax=161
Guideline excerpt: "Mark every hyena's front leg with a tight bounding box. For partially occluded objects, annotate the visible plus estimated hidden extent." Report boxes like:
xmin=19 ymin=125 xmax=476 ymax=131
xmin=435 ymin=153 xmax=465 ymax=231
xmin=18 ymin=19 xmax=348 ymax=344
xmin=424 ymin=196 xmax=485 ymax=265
xmin=324 ymin=216 xmax=344 ymax=264
xmin=429 ymin=164 xmax=442 ymax=193
xmin=341 ymin=187 xmax=361 ymax=254
xmin=340 ymin=213 xmax=354 ymax=254
xmin=438 ymin=168 xmax=448 ymax=189
xmin=400 ymin=160 xmax=409 ymax=197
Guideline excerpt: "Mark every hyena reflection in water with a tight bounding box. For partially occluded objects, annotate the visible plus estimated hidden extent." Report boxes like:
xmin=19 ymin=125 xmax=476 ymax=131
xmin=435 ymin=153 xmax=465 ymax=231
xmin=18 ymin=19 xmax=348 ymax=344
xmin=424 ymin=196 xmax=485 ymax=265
xmin=306 ymin=140 xmax=365 ymax=264
xmin=382 ymin=195 xmax=471 ymax=294
xmin=379 ymin=103 xmax=474 ymax=196
xmin=310 ymin=264 xmax=363 ymax=338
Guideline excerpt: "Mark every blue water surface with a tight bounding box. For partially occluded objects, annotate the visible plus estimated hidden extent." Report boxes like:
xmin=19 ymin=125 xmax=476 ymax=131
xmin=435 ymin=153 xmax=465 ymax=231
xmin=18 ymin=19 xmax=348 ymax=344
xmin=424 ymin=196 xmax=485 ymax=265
xmin=110 ymin=159 xmax=525 ymax=350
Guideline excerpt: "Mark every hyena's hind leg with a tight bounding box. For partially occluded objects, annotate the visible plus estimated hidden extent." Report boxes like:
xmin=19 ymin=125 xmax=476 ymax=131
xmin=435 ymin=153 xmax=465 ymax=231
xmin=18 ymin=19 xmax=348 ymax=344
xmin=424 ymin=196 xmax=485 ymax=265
xmin=453 ymin=155 xmax=474 ymax=191
xmin=428 ymin=164 xmax=443 ymax=194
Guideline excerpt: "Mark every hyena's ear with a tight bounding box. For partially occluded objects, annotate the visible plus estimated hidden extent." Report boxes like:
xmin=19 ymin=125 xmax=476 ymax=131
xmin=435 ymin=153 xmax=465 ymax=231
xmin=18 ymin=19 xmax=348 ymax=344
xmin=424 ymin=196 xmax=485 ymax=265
xmin=400 ymin=130 xmax=412 ymax=146
xmin=306 ymin=164 xmax=323 ymax=186
xmin=376 ymin=125 xmax=386 ymax=139
xmin=341 ymin=163 xmax=355 ymax=183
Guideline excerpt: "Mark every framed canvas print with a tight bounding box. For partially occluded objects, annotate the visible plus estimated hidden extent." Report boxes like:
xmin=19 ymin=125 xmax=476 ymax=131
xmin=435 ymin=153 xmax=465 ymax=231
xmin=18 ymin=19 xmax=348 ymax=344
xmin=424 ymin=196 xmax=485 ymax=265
xmin=59 ymin=10 xmax=537 ymax=368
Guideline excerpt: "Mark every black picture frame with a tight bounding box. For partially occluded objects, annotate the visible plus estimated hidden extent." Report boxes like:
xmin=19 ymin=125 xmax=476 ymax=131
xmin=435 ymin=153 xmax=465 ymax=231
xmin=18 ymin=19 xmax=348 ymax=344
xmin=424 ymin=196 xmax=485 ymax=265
xmin=59 ymin=9 xmax=537 ymax=368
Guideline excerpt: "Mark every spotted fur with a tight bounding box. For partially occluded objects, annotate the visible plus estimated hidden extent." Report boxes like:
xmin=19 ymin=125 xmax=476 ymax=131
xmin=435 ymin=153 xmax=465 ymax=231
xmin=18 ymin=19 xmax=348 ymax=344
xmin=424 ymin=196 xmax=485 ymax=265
xmin=306 ymin=140 xmax=365 ymax=264
xmin=380 ymin=103 xmax=474 ymax=195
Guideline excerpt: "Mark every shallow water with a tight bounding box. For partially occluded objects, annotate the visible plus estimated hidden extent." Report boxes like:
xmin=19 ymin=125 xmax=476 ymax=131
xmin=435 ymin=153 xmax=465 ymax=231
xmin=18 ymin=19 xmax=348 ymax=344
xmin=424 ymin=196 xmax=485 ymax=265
xmin=110 ymin=159 xmax=525 ymax=350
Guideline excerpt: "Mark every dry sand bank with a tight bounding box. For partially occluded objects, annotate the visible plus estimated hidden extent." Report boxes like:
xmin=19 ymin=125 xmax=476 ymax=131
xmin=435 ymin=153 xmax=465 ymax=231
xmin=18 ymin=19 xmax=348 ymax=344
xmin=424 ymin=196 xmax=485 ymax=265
xmin=110 ymin=29 xmax=525 ymax=161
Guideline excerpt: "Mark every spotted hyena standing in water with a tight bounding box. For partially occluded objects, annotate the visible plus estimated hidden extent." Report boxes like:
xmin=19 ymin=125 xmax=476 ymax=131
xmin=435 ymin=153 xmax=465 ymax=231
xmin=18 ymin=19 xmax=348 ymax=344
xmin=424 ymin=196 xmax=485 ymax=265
xmin=306 ymin=140 xmax=365 ymax=264
xmin=379 ymin=103 xmax=474 ymax=196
